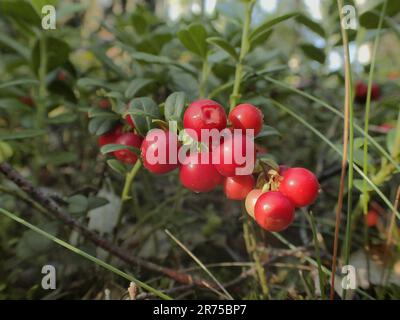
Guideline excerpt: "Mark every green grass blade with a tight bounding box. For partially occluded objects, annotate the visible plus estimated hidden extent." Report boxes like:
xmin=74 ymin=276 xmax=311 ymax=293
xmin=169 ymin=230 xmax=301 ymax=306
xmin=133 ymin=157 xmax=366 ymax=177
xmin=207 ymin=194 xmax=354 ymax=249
xmin=260 ymin=74 xmax=400 ymax=172
xmin=305 ymin=211 xmax=326 ymax=299
xmin=165 ymin=229 xmax=234 ymax=300
xmin=271 ymin=100 xmax=399 ymax=220
xmin=0 ymin=207 xmax=172 ymax=300
xmin=362 ymin=1 xmax=388 ymax=214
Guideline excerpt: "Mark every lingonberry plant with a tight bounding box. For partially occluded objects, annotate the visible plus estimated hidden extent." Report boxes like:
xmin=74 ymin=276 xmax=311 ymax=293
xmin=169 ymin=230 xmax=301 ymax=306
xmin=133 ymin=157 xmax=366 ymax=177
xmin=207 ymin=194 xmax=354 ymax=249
xmin=0 ymin=0 xmax=399 ymax=302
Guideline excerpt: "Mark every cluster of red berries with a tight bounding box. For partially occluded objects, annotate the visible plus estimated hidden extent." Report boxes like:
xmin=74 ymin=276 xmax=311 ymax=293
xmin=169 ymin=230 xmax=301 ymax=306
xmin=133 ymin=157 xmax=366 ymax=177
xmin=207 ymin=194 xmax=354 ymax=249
xmin=97 ymin=98 xmax=319 ymax=233
xmin=245 ymin=167 xmax=319 ymax=232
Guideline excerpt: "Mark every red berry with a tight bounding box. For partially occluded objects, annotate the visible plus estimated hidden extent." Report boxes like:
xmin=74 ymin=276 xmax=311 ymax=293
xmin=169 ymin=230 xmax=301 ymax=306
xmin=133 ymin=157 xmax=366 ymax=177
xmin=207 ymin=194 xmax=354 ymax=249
xmin=254 ymin=191 xmax=295 ymax=232
xmin=371 ymin=83 xmax=381 ymax=100
xmin=355 ymin=81 xmax=381 ymax=103
xmin=223 ymin=175 xmax=255 ymax=200
xmin=183 ymin=99 xmax=227 ymax=141
xmin=379 ymin=123 xmax=395 ymax=133
xmin=125 ymin=114 xmax=135 ymax=129
xmin=366 ymin=210 xmax=379 ymax=227
xmin=20 ymin=95 xmax=34 ymax=107
xmin=213 ymin=133 xmax=255 ymax=177
xmin=99 ymin=99 xmax=111 ymax=109
xmin=57 ymin=70 xmax=66 ymax=82
xmin=179 ymin=152 xmax=222 ymax=193
xmin=114 ymin=132 xmax=143 ymax=164
xmin=228 ymin=103 xmax=264 ymax=136
xmin=279 ymin=167 xmax=319 ymax=207
xmin=245 ymin=189 xmax=263 ymax=218
xmin=141 ymin=129 xmax=179 ymax=174
xmin=98 ymin=124 xmax=123 ymax=147
xmin=355 ymin=81 xmax=368 ymax=102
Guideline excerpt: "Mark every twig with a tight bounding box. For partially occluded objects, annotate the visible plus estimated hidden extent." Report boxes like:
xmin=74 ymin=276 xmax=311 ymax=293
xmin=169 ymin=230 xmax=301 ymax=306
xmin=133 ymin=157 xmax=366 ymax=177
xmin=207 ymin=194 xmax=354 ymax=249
xmin=0 ymin=162 xmax=215 ymax=290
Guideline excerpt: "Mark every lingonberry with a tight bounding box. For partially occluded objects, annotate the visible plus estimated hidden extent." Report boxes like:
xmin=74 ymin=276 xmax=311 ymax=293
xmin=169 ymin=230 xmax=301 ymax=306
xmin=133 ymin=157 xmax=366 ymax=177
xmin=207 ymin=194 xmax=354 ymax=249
xmin=179 ymin=152 xmax=222 ymax=193
xmin=19 ymin=95 xmax=34 ymax=107
xmin=213 ymin=132 xmax=255 ymax=177
xmin=183 ymin=99 xmax=227 ymax=141
xmin=355 ymin=81 xmax=381 ymax=103
xmin=279 ymin=167 xmax=319 ymax=207
xmin=98 ymin=124 xmax=123 ymax=147
xmin=114 ymin=132 xmax=143 ymax=164
xmin=223 ymin=175 xmax=255 ymax=200
xmin=98 ymin=98 xmax=111 ymax=109
xmin=365 ymin=210 xmax=379 ymax=227
xmin=279 ymin=168 xmax=319 ymax=207
xmin=141 ymin=129 xmax=179 ymax=174
xmin=254 ymin=191 xmax=295 ymax=232
xmin=57 ymin=70 xmax=67 ymax=82
xmin=245 ymin=189 xmax=263 ymax=218
xmin=228 ymin=103 xmax=264 ymax=136
xmin=125 ymin=114 xmax=135 ymax=129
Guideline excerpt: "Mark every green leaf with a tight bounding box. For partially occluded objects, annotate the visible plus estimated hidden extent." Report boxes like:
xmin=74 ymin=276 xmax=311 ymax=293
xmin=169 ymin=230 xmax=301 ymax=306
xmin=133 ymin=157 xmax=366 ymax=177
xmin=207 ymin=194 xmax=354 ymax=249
xmin=300 ymin=43 xmax=326 ymax=64
xmin=256 ymin=125 xmax=280 ymax=138
xmin=0 ymin=129 xmax=46 ymax=140
xmin=0 ymin=141 xmax=13 ymax=163
xmin=126 ymin=97 xmax=160 ymax=136
xmin=30 ymin=0 xmax=58 ymax=15
xmin=100 ymin=143 xmax=140 ymax=155
xmin=164 ymin=91 xmax=186 ymax=125
xmin=257 ymin=155 xmax=279 ymax=171
xmin=88 ymin=108 xmax=119 ymax=119
xmin=107 ymin=159 xmax=127 ymax=175
xmin=125 ymin=78 xmax=154 ymax=99
xmin=250 ymin=13 xmax=298 ymax=42
xmin=0 ymin=0 xmax=41 ymax=25
xmin=354 ymin=179 xmax=374 ymax=193
xmin=47 ymin=112 xmax=77 ymax=124
xmin=0 ymin=33 xmax=30 ymax=59
xmin=77 ymin=78 xmax=114 ymax=91
xmin=131 ymin=11 xmax=148 ymax=34
xmin=249 ymin=29 xmax=273 ymax=50
xmin=31 ymin=37 xmax=71 ymax=75
xmin=295 ymin=14 xmax=325 ymax=38
xmin=45 ymin=151 xmax=77 ymax=166
xmin=88 ymin=117 xmax=119 ymax=136
xmin=178 ymin=23 xmax=208 ymax=59
xmin=87 ymin=196 xmax=109 ymax=211
xmin=91 ymin=46 xmax=127 ymax=78
xmin=129 ymin=51 xmax=197 ymax=76
xmin=67 ymin=194 xmax=89 ymax=216
xmin=0 ymin=79 xmax=38 ymax=89
xmin=0 ymin=98 xmax=32 ymax=112
xmin=207 ymin=37 xmax=238 ymax=61
xmin=386 ymin=129 xmax=396 ymax=155
xmin=360 ymin=0 xmax=400 ymax=29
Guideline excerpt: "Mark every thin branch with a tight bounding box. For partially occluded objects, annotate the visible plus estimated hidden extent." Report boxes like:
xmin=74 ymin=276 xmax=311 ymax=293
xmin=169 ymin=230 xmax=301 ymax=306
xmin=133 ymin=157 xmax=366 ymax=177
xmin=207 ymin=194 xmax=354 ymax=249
xmin=0 ymin=162 xmax=215 ymax=290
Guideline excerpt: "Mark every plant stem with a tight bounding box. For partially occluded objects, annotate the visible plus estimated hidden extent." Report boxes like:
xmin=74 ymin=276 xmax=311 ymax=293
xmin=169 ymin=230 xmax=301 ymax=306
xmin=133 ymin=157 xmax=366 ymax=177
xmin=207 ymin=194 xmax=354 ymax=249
xmin=34 ymin=35 xmax=48 ymax=180
xmin=199 ymin=55 xmax=209 ymax=97
xmin=243 ymin=214 xmax=269 ymax=299
xmin=229 ymin=0 xmax=255 ymax=111
xmin=331 ymin=0 xmax=353 ymax=300
xmin=361 ymin=0 xmax=387 ymax=214
xmin=112 ymin=160 xmax=142 ymax=243
xmin=231 ymin=0 xmax=268 ymax=299
xmin=305 ymin=211 xmax=326 ymax=300
xmin=0 ymin=207 xmax=172 ymax=300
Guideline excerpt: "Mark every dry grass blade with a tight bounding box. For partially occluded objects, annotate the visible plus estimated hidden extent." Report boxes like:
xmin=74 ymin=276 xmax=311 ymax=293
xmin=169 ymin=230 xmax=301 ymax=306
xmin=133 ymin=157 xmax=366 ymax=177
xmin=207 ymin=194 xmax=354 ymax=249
xmin=165 ymin=229 xmax=234 ymax=300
